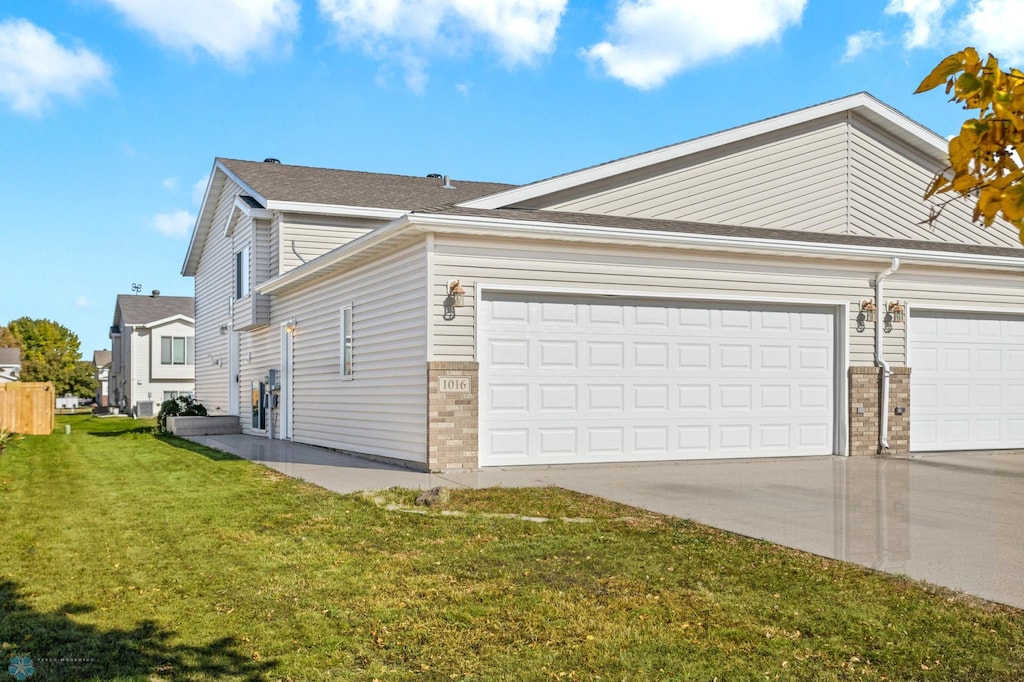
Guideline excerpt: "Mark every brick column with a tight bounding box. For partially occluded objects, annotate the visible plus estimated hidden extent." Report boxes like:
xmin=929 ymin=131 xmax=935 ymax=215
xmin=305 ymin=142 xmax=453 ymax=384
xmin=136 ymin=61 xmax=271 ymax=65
xmin=426 ymin=361 xmax=479 ymax=470
xmin=848 ymin=366 xmax=911 ymax=456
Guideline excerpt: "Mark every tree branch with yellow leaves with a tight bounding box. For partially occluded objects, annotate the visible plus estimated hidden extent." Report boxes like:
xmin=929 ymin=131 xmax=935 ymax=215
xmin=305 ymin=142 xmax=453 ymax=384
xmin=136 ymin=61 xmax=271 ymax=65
xmin=916 ymin=47 xmax=1024 ymax=244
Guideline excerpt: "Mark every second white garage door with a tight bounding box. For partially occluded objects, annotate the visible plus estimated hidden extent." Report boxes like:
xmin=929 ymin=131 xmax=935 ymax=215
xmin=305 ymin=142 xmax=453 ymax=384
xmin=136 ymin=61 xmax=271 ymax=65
xmin=910 ymin=311 xmax=1024 ymax=451
xmin=479 ymin=293 xmax=837 ymax=466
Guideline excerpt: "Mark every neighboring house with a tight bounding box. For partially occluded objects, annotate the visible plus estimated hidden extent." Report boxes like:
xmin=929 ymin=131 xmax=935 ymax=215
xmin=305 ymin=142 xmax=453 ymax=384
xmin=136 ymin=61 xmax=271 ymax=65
xmin=0 ymin=347 xmax=20 ymax=382
xmin=93 ymin=349 xmax=111 ymax=407
xmin=109 ymin=291 xmax=196 ymax=417
xmin=182 ymin=93 xmax=1024 ymax=471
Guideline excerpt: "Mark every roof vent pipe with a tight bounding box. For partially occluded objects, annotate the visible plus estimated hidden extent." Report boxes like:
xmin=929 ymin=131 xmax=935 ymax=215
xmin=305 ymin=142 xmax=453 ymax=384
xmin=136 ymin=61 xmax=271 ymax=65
xmin=442 ymin=175 xmax=455 ymax=189
xmin=874 ymin=257 xmax=900 ymax=452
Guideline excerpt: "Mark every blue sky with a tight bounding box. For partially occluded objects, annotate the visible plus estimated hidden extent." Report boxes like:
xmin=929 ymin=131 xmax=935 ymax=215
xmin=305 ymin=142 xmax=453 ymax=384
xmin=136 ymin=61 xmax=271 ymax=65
xmin=2 ymin=0 xmax=1022 ymax=357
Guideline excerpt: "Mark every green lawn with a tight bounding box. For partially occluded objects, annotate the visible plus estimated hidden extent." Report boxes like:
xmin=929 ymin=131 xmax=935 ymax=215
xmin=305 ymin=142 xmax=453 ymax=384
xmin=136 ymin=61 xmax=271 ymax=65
xmin=1 ymin=415 xmax=1022 ymax=680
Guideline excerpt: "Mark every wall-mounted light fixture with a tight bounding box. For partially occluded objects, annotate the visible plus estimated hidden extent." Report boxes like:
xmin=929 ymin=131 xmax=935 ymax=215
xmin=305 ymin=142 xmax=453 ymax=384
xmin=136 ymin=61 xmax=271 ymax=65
xmin=448 ymin=280 xmax=466 ymax=307
xmin=284 ymin=318 xmax=298 ymax=334
xmin=219 ymin=324 xmax=229 ymax=335
xmin=859 ymin=299 xmax=876 ymax=323
xmin=887 ymin=300 xmax=905 ymax=324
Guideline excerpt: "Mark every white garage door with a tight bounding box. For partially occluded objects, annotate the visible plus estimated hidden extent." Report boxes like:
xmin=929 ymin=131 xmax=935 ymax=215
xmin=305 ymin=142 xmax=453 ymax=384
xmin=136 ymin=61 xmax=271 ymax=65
xmin=910 ymin=311 xmax=1024 ymax=451
xmin=479 ymin=293 xmax=837 ymax=466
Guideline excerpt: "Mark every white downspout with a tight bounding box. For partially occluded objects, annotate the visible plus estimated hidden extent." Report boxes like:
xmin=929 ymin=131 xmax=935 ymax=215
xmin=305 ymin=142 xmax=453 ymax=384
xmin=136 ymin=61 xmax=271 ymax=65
xmin=874 ymin=257 xmax=900 ymax=452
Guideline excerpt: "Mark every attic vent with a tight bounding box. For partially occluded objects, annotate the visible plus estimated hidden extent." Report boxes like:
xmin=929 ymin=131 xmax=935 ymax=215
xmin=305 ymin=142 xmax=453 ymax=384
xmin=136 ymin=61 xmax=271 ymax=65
xmin=263 ymin=158 xmax=280 ymax=164
xmin=426 ymin=173 xmax=442 ymax=179
xmin=151 ymin=290 xmax=160 ymax=297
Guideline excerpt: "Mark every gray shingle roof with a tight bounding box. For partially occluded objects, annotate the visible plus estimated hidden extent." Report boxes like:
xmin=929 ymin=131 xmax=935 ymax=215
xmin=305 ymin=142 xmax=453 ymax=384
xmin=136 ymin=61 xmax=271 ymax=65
xmin=115 ymin=294 xmax=194 ymax=326
xmin=93 ymin=350 xmax=111 ymax=367
xmin=0 ymin=347 xmax=20 ymax=365
xmin=415 ymin=205 xmax=1024 ymax=259
xmin=219 ymin=158 xmax=515 ymax=209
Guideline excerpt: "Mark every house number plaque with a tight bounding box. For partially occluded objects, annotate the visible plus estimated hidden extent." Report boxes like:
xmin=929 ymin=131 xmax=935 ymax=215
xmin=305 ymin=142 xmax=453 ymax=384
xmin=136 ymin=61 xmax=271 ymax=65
xmin=439 ymin=377 xmax=470 ymax=393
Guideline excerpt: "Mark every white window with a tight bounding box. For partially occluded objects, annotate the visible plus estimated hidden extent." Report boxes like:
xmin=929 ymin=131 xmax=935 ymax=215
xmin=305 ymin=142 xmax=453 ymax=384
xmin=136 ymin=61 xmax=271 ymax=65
xmin=340 ymin=304 xmax=353 ymax=379
xmin=235 ymin=245 xmax=249 ymax=300
xmin=161 ymin=336 xmax=194 ymax=365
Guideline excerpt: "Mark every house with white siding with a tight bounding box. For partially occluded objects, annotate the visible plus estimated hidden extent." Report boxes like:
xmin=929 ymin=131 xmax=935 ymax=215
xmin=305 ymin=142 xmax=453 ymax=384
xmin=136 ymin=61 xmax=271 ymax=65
xmin=182 ymin=93 xmax=1024 ymax=470
xmin=93 ymin=349 xmax=111 ymax=407
xmin=0 ymin=348 xmax=20 ymax=383
xmin=109 ymin=292 xmax=196 ymax=417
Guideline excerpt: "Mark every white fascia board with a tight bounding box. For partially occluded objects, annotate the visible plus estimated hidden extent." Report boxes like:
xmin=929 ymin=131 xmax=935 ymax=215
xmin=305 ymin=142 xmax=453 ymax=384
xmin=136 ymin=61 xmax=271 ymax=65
xmin=461 ymin=93 xmax=949 ymax=210
xmin=234 ymin=195 xmax=273 ymax=220
xmin=409 ymin=212 xmax=1024 ymax=270
xmin=183 ymin=161 xmax=267 ymax=276
xmin=258 ymin=211 xmax=1024 ymax=295
xmin=265 ymin=200 xmax=407 ymax=220
xmin=216 ymin=161 xmax=268 ymax=206
xmin=137 ymin=314 xmax=195 ymax=329
xmin=257 ymin=215 xmax=420 ymax=294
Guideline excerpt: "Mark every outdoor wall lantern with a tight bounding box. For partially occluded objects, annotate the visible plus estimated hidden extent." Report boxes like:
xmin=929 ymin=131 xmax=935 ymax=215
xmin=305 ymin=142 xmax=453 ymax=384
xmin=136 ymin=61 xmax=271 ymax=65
xmin=284 ymin=318 xmax=298 ymax=334
xmin=448 ymin=280 xmax=466 ymax=307
xmin=219 ymin=324 xmax=229 ymax=335
xmin=887 ymin=300 xmax=905 ymax=324
xmin=859 ymin=299 xmax=876 ymax=323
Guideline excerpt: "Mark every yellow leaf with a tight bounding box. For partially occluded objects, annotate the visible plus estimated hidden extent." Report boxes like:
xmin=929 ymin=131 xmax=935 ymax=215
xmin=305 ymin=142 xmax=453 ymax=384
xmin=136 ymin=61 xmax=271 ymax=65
xmin=916 ymin=53 xmax=968 ymax=93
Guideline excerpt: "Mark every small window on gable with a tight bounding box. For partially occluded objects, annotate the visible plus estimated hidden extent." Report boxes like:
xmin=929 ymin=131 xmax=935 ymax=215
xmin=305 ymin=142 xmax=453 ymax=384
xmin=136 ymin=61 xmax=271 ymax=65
xmin=235 ymin=245 xmax=249 ymax=300
xmin=340 ymin=304 xmax=353 ymax=379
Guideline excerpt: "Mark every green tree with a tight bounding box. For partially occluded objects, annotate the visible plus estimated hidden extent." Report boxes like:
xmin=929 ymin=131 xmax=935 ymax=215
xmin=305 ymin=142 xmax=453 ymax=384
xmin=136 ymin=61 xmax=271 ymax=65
xmin=0 ymin=326 xmax=19 ymax=348
xmin=68 ymin=360 xmax=99 ymax=400
xmin=6 ymin=318 xmax=84 ymax=396
xmin=916 ymin=47 xmax=1024 ymax=244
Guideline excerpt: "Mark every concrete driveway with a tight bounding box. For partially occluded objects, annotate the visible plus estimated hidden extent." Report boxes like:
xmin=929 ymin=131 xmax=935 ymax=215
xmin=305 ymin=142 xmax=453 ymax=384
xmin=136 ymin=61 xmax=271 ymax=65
xmin=446 ymin=453 xmax=1024 ymax=610
xmin=183 ymin=434 xmax=1024 ymax=610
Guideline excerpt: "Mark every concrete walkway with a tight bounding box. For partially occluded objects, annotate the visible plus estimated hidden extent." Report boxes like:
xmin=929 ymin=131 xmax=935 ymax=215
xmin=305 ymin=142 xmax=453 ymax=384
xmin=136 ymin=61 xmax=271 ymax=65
xmin=184 ymin=433 xmax=1024 ymax=610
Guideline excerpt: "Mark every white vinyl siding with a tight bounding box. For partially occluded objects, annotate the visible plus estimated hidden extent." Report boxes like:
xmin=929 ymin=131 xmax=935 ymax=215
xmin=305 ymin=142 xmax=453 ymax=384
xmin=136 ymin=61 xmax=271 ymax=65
xmin=192 ymin=175 xmax=244 ymax=413
xmin=279 ymin=214 xmax=381 ymax=273
xmin=528 ymin=113 xmax=1022 ymax=248
xmin=429 ymin=235 xmax=892 ymax=366
xmin=848 ymin=121 xmax=1021 ymax=247
xmin=535 ymin=116 xmax=850 ymax=232
xmin=271 ymin=241 xmax=429 ymax=463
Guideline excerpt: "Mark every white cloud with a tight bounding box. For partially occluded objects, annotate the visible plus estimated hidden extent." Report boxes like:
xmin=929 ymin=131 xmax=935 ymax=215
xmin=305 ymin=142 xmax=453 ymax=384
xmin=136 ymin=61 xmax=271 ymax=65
xmin=885 ymin=0 xmax=953 ymax=49
xmin=162 ymin=177 xmax=178 ymax=192
xmin=75 ymin=296 xmax=93 ymax=308
xmin=961 ymin=0 xmax=1024 ymax=64
xmin=843 ymin=30 xmax=886 ymax=62
xmin=0 ymin=19 xmax=110 ymax=115
xmin=192 ymin=176 xmax=210 ymax=205
xmin=153 ymin=210 xmax=195 ymax=238
xmin=100 ymin=0 xmax=300 ymax=67
xmin=318 ymin=0 xmax=566 ymax=89
xmin=455 ymin=82 xmax=471 ymax=97
xmin=583 ymin=0 xmax=807 ymax=90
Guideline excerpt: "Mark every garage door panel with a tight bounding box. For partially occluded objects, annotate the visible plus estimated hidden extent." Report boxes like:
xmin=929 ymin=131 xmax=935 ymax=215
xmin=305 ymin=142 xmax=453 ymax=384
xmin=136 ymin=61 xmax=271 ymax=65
xmin=910 ymin=312 xmax=1024 ymax=451
xmin=480 ymin=295 xmax=836 ymax=465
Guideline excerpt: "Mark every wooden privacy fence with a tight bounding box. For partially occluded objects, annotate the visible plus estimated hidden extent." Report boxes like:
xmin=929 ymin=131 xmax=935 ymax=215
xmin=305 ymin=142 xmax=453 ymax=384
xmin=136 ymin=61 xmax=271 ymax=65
xmin=0 ymin=382 xmax=54 ymax=435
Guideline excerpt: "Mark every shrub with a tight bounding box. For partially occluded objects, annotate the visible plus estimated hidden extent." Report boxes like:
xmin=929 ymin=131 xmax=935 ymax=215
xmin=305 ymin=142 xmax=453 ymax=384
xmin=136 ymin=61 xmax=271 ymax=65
xmin=0 ymin=428 xmax=22 ymax=455
xmin=157 ymin=396 xmax=208 ymax=432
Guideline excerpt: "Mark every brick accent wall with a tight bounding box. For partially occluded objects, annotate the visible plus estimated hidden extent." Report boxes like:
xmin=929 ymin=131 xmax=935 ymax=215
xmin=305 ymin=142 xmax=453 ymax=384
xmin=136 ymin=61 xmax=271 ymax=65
xmin=849 ymin=366 xmax=911 ymax=456
xmin=426 ymin=361 xmax=479 ymax=470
